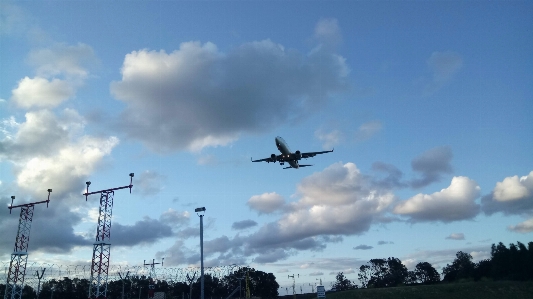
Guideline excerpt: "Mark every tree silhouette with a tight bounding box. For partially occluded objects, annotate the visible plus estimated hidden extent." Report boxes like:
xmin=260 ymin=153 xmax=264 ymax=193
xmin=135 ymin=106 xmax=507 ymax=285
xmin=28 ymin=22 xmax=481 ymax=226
xmin=359 ymin=257 xmax=408 ymax=288
xmin=442 ymin=251 xmax=475 ymax=282
xmin=358 ymin=265 xmax=371 ymax=288
xmin=413 ymin=262 xmax=440 ymax=284
xmin=333 ymin=272 xmax=355 ymax=291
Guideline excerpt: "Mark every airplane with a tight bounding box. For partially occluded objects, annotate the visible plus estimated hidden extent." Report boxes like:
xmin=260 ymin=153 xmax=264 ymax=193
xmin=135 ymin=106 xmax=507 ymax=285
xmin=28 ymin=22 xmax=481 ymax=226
xmin=251 ymin=136 xmax=334 ymax=169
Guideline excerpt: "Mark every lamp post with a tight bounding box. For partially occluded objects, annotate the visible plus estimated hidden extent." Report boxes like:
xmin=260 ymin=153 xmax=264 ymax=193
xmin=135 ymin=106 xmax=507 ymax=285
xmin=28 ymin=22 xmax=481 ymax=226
xmin=195 ymin=207 xmax=206 ymax=299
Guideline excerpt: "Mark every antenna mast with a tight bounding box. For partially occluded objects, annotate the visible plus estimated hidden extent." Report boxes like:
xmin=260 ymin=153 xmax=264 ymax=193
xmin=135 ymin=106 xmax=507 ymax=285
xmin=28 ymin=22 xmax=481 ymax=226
xmin=84 ymin=173 xmax=133 ymax=299
xmin=3 ymin=189 xmax=52 ymax=299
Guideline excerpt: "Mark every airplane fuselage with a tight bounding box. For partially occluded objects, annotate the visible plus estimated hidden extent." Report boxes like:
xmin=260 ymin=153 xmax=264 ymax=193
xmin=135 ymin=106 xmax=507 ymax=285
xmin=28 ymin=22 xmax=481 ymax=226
xmin=275 ymin=136 xmax=300 ymax=169
xmin=251 ymin=136 xmax=332 ymax=169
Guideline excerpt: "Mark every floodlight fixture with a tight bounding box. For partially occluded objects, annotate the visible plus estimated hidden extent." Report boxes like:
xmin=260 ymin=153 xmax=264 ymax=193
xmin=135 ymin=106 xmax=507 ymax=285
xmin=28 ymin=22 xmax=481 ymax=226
xmin=195 ymin=207 xmax=206 ymax=212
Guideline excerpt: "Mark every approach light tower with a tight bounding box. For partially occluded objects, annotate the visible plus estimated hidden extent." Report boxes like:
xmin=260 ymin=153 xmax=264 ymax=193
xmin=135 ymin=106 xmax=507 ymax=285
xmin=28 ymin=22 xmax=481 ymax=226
xmin=84 ymin=173 xmax=134 ymax=299
xmin=144 ymin=258 xmax=164 ymax=280
xmin=4 ymin=189 xmax=52 ymax=299
xmin=144 ymin=259 xmax=163 ymax=299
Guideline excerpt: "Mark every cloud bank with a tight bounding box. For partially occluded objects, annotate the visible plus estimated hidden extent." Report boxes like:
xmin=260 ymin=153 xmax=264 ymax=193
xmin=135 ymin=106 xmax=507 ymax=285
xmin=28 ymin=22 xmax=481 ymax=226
xmin=111 ymin=37 xmax=349 ymax=153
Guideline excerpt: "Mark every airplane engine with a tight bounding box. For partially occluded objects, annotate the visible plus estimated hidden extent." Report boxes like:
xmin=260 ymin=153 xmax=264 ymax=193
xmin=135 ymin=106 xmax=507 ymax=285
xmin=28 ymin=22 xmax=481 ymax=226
xmin=295 ymin=150 xmax=302 ymax=159
xmin=271 ymin=154 xmax=277 ymax=162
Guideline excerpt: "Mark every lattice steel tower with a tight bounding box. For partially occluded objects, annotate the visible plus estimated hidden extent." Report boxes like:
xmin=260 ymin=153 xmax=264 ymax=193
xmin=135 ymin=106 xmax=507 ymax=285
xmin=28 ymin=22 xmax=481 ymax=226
xmin=84 ymin=173 xmax=133 ymax=299
xmin=3 ymin=190 xmax=52 ymax=299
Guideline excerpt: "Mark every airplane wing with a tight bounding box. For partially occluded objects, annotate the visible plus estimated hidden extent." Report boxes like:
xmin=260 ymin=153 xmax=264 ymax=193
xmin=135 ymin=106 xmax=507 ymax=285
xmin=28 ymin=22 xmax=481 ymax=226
xmin=251 ymin=155 xmax=278 ymax=163
xmin=300 ymin=148 xmax=334 ymax=158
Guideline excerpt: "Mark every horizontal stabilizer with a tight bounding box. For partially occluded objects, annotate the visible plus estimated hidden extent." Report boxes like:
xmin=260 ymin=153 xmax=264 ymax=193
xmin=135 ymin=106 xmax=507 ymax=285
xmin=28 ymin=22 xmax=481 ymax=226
xmin=283 ymin=164 xmax=313 ymax=169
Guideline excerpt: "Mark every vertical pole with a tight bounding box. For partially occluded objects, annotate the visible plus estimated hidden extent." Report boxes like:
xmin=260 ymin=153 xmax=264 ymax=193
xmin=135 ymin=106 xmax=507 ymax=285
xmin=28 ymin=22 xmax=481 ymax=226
xmin=200 ymin=214 xmax=204 ymax=299
xmin=195 ymin=207 xmax=205 ymax=299
xmin=36 ymin=268 xmax=46 ymax=299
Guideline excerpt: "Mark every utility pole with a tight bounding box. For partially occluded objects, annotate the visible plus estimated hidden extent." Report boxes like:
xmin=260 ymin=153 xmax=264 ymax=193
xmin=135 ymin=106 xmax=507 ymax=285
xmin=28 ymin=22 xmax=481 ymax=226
xmin=237 ymin=276 xmax=244 ymax=299
xmin=118 ymin=271 xmax=129 ymax=299
xmin=186 ymin=272 xmax=196 ymax=299
xmin=35 ymin=268 xmax=46 ymax=299
xmin=84 ymin=173 xmax=134 ymax=299
xmin=4 ymin=190 xmax=52 ymax=299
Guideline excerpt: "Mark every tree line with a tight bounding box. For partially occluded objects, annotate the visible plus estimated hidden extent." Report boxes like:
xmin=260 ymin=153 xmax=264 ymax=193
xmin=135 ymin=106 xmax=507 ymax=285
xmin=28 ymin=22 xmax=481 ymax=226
xmin=331 ymin=241 xmax=533 ymax=290
xmin=0 ymin=267 xmax=279 ymax=299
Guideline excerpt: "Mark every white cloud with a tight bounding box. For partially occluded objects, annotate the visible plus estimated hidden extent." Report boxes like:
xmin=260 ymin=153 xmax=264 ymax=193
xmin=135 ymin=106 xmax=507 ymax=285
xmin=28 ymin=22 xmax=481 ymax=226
xmin=402 ymin=258 xmax=417 ymax=270
xmin=111 ymin=28 xmax=349 ymax=153
xmin=314 ymin=18 xmax=342 ymax=48
xmin=355 ymin=121 xmax=382 ymax=142
xmin=394 ymin=176 xmax=480 ymax=222
xmin=493 ymin=171 xmax=533 ymax=201
xmin=424 ymin=51 xmax=463 ymax=95
xmin=135 ymin=170 xmax=166 ymax=197
xmin=11 ymin=77 xmax=74 ymax=108
xmin=0 ymin=109 xmax=118 ymax=198
xmin=28 ymin=42 xmax=96 ymax=78
xmin=470 ymin=250 xmax=490 ymax=262
xmin=247 ymin=192 xmax=285 ymax=214
xmin=10 ymin=43 xmax=96 ymax=109
xmin=186 ymin=162 xmax=396 ymax=264
xmin=16 ymin=135 xmax=118 ymax=196
xmin=250 ymin=163 xmax=395 ymax=248
xmin=197 ymin=154 xmax=219 ymax=166
xmin=445 ymin=233 xmax=465 ymax=240
xmin=85 ymin=207 xmax=99 ymax=223
xmin=315 ymin=128 xmax=343 ymax=150
xmin=508 ymin=218 xmax=533 ymax=233
xmin=481 ymin=171 xmax=533 ymax=215
xmin=159 ymin=208 xmax=190 ymax=226
xmin=0 ymin=116 xmax=19 ymax=141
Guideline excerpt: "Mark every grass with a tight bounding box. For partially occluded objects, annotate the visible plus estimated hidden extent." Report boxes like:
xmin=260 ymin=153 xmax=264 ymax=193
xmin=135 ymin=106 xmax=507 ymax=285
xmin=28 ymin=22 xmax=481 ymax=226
xmin=305 ymin=281 xmax=533 ymax=299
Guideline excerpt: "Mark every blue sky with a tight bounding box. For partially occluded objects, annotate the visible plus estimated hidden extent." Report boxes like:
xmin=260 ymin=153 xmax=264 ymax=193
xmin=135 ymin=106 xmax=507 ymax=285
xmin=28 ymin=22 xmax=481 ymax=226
xmin=1 ymin=0 xmax=532 ymax=292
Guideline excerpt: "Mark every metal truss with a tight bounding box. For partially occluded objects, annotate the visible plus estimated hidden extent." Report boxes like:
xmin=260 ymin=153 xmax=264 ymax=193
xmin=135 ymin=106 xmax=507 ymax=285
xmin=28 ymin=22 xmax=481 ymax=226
xmin=84 ymin=174 xmax=133 ymax=299
xmin=4 ymin=204 xmax=34 ymax=299
xmin=4 ymin=191 xmax=51 ymax=299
